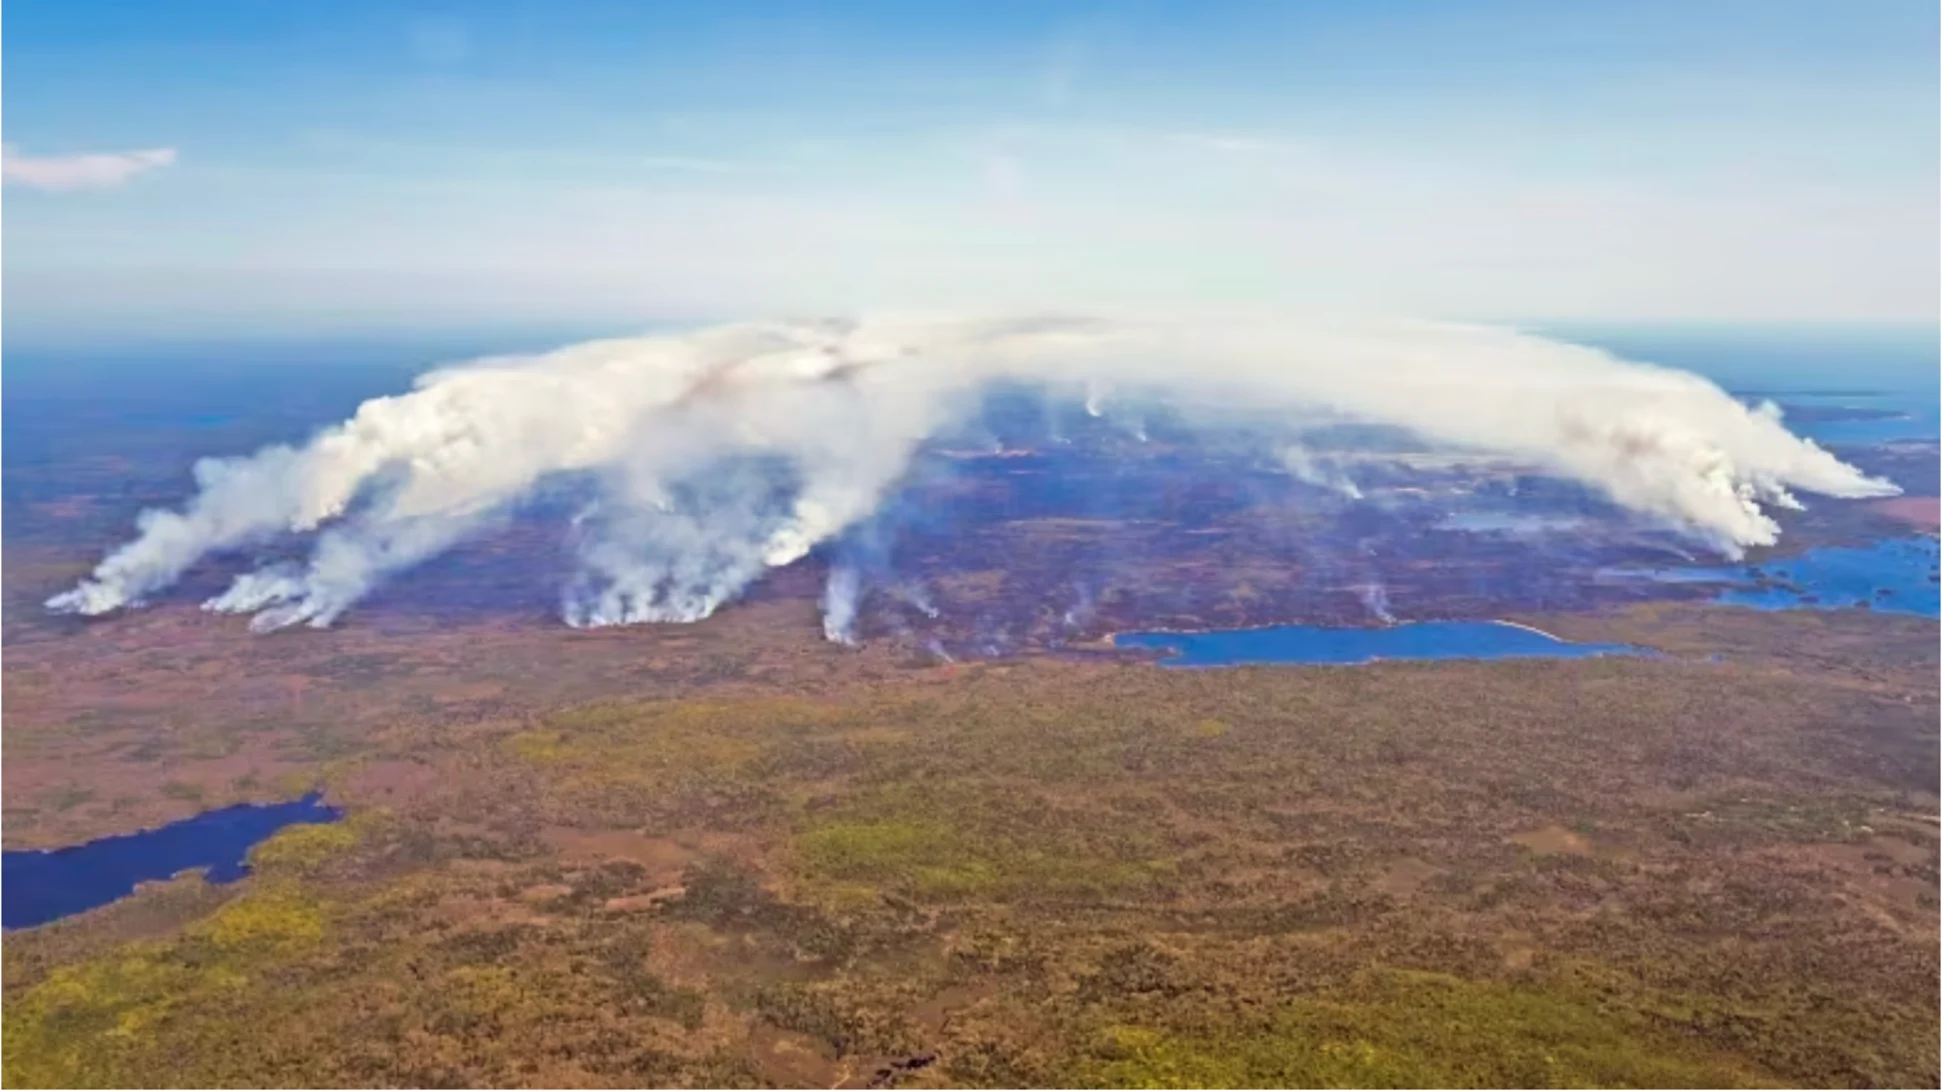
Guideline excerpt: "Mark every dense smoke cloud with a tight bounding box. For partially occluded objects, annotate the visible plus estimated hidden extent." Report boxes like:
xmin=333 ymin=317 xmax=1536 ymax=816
xmin=48 ymin=314 xmax=1896 ymax=634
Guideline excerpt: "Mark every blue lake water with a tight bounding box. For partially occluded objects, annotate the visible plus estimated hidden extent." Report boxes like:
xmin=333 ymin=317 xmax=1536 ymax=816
xmin=1771 ymin=393 xmax=1942 ymax=446
xmin=1798 ymin=411 xmax=1939 ymax=446
xmin=1114 ymin=620 xmax=1635 ymax=667
xmin=1 ymin=794 xmax=343 ymax=930
xmin=1600 ymin=536 xmax=1940 ymax=618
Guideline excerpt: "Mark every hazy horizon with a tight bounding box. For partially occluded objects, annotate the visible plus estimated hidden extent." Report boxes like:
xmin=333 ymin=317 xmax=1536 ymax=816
xmin=6 ymin=1 xmax=1937 ymax=338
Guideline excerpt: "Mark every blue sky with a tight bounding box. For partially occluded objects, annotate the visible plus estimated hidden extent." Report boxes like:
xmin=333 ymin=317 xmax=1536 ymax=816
xmin=5 ymin=1 xmax=1936 ymax=338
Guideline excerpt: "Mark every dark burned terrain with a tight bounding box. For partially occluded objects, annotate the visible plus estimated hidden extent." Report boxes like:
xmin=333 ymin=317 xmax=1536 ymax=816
xmin=3 ymin=382 xmax=1938 ymax=1087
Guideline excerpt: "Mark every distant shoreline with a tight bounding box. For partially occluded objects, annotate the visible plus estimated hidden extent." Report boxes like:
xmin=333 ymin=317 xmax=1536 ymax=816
xmin=1489 ymin=619 xmax=1566 ymax=641
xmin=1111 ymin=617 xmax=1570 ymax=643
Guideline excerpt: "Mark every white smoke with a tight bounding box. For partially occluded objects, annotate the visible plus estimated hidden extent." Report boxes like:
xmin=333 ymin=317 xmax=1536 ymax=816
xmin=1357 ymin=580 xmax=1397 ymax=624
xmin=1280 ymin=445 xmax=1364 ymax=499
xmin=891 ymin=581 xmax=940 ymax=619
xmin=1083 ymin=380 xmax=1109 ymax=418
xmin=1060 ymin=581 xmax=1097 ymax=631
xmin=48 ymin=313 xmax=1897 ymax=632
xmin=821 ymin=565 xmax=863 ymax=645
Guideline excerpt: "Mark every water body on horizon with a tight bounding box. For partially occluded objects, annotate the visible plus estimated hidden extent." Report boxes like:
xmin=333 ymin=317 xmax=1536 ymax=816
xmin=1763 ymin=392 xmax=1941 ymax=447
xmin=1 ymin=794 xmax=343 ymax=930
xmin=1600 ymin=536 xmax=1941 ymax=618
xmin=1113 ymin=620 xmax=1635 ymax=667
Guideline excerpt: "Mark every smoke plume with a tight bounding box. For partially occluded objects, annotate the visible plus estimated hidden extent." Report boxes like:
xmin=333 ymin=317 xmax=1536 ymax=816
xmin=1281 ymin=445 xmax=1364 ymax=499
xmin=821 ymin=566 xmax=863 ymax=645
xmin=1357 ymin=580 xmax=1397 ymax=624
xmin=48 ymin=314 xmax=1896 ymax=633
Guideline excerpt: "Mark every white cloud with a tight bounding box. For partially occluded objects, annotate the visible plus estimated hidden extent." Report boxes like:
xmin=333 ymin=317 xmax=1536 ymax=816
xmin=5 ymin=125 xmax=1933 ymax=326
xmin=1168 ymin=132 xmax=1279 ymax=155
xmin=2 ymin=145 xmax=177 ymax=191
xmin=637 ymin=156 xmax=748 ymax=173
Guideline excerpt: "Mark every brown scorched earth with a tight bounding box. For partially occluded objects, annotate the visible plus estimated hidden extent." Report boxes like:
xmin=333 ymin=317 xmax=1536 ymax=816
xmin=2 ymin=532 xmax=1937 ymax=1088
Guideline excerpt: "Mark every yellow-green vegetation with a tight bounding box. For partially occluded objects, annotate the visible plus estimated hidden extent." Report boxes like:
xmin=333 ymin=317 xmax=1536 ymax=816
xmin=799 ymin=819 xmax=995 ymax=896
xmin=1083 ymin=970 xmax=1772 ymax=1089
xmin=2 ymin=816 xmax=378 ymax=1084
xmin=1185 ymin=718 xmax=1229 ymax=740
xmin=247 ymin=819 xmax=363 ymax=875
xmin=4 ymin=638 xmax=1937 ymax=1088
xmin=793 ymin=783 xmax=1173 ymax=902
xmin=1 ymin=819 xmax=364 ymax=1087
xmin=498 ymin=699 xmax=794 ymax=830
xmin=192 ymin=886 xmax=329 ymax=952
xmin=3 ymin=889 xmax=329 ymax=1087
xmin=506 ymin=698 xmax=826 ymax=770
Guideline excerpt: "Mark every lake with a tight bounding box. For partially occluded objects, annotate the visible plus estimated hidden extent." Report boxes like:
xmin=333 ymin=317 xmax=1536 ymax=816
xmin=1600 ymin=536 xmax=1941 ymax=618
xmin=1766 ymin=392 xmax=1941 ymax=446
xmin=1114 ymin=620 xmax=1635 ymax=667
xmin=1 ymin=794 xmax=344 ymax=930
